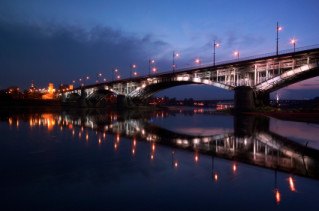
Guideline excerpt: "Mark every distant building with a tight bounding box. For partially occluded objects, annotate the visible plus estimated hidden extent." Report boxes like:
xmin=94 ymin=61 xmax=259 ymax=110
xmin=42 ymin=83 xmax=56 ymax=100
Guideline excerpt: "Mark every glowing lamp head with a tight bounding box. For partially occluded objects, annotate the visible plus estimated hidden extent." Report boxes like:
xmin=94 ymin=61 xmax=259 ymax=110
xmin=117 ymin=75 xmax=121 ymax=79
xmin=290 ymin=38 xmax=297 ymax=44
xmin=195 ymin=58 xmax=201 ymax=64
xmin=152 ymin=67 xmax=157 ymax=73
xmin=132 ymin=64 xmax=137 ymax=69
xmin=215 ymin=42 xmax=220 ymax=48
xmin=277 ymin=26 xmax=283 ymax=31
xmin=233 ymin=51 xmax=239 ymax=56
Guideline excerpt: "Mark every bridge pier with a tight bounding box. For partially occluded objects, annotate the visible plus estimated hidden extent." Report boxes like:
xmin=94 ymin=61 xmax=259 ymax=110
xmin=234 ymin=86 xmax=269 ymax=112
xmin=234 ymin=86 xmax=255 ymax=112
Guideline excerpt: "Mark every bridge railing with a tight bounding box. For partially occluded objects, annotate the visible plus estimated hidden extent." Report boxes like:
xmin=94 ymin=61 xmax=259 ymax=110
xmin=161 ymin=44 xmax=319 ymax=75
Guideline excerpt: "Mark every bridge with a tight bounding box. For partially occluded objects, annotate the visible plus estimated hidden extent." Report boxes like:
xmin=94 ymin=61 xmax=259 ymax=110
xmin=62 ymin=45 xmax=319 ymax=111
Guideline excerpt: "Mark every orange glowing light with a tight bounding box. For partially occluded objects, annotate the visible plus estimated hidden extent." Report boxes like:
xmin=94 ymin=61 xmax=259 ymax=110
xmin=103 ymin=132 xmax=106 ymax=139
xmin=275 ymin=189 xmax=281 ymax=204
xmin=116 ymin=134 xmax=120 ymax=142
xmin=194 ymin=154 xmax=199 ymax=162
xmin=288 ymin=176 xmax=296 ymax=192
xmin=233 ymin=163 xmax=237 ymax=172
xmin=86 ymin=133 xmax=89 ymax=141
xmin=214 ymin=173 xmax=218 ymax=182
xmin=133 ymin=139 xmax=137 ymax=147
xmin=152 ymin=143 xmax=155 ymax=151
xmin=8 ymin=117 xmax=13 ymax=126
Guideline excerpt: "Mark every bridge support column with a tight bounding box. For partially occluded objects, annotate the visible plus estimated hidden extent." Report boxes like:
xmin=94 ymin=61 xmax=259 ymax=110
xmin=116 ymin=95 xmax=136 ymax=108
xmin=234 ymin=86 xmax=255 ymax=112
xmin=234 ymin=86 xmax=270 ymax=112
xmin=80 ymin=88 xmax=88 ymax=107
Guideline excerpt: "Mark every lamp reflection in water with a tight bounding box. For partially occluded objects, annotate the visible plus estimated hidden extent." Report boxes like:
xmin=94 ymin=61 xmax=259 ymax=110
xmin=172 ymin=151 xmax=179 ymax=168
xmin=150 ymin=142 xmax=156 ymax=160
xmin=212 ymin=155 xmax=219 ymax=182
xmin=194 ymin=152 xmax=199 ymax=163
xmin=232 ymin=163 xmax=237 ymax=173
xmin=274 ymin=170 xmax=281 ymax=205
xmin=132 ymin=137 xmax=137 ymax=156
xmin=288 ymin=176 xmax=296 ymax=192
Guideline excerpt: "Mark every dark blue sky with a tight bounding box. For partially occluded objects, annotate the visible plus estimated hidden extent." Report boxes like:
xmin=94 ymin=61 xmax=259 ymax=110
xmin=0 ymin=0 xmax=319 ymax=99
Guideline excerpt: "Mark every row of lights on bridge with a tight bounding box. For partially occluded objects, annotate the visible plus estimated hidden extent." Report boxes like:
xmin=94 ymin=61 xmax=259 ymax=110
xmin=72 ymin=22 xmax=298 ymax=86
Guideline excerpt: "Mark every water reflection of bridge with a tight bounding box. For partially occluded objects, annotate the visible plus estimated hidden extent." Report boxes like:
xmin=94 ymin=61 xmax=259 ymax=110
xmin=2 ymin=109 xmax=319 ymax=179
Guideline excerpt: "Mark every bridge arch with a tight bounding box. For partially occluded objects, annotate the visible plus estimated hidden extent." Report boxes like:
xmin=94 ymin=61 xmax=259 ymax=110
xmin=128 ymin=76 xmax=234 ymax=100
xmin=256 ymin=63 xmax=319 ymax=93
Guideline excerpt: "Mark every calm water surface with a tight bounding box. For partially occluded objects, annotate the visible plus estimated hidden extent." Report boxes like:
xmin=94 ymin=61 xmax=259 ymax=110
xmin=0 ymin=108 xmax=319 ymax=210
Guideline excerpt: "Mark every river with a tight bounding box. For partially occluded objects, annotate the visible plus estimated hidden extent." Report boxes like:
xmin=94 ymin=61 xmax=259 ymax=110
xmin=0 ymin=107 xmax=319 ymax=210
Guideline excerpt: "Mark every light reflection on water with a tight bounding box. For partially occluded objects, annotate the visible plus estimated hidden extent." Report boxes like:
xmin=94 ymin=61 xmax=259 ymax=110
xmin=0 ymin=108 xmax=319 ymax=210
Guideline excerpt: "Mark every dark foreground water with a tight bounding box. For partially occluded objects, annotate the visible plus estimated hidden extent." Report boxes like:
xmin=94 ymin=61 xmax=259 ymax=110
xmin=0 ymin=108 xmax=319 ymax=210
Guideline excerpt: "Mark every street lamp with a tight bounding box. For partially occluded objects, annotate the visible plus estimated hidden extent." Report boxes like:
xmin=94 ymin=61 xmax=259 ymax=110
xmin=276 ymin=22 xmax=283 ymax=55
xmin=195 ymin=58 xmax=201 ymax=65
xmin=96 ymin=73 xmax=102 ymax=83
xmin=149 ymin=59 xmax=155 ymax=75
xmin=130 ymin=64 xmax=137 ymax=78
xmin=113 ymin=68 xmax=118 ymax=80
xmin=213 ymin=40 xmax=220 ymax=66
xmin=290 ymin=38 xmax=297 ymax=52
xmin=233 ymin=51 xmax=240 ymax=59
xmin=172 ymin=51 xmax=180 ymax=72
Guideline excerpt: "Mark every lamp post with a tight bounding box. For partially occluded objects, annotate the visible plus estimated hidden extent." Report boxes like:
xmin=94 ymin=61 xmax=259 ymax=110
xmin=130 ymin=64 xmax=136 ymax=78
xmin=96 ymin=73 xmax=102 ymax=83
xmin=149 ymin=59 xmax=155 ymax=75
xmin=213 ymin=40 xmax=220 ymax=66
xmin=113 ymin=68 xmax=118 ymax=80
xmin=233 ymin=51 xmax=240 ymax=60
xmin=290 ymin=38 xmax=297 ymax=52
xmin=195 ymin=58 xmax=201 ymax=65
xmin=276 ymin=22 xmax=283 ymax=55
xmin=172 ymin=51 xmax=179 ymax=72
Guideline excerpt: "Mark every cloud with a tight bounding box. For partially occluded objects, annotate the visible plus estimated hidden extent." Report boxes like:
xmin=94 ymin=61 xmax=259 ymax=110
xmin=0 ymin=19 xmax=169 ymax=89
